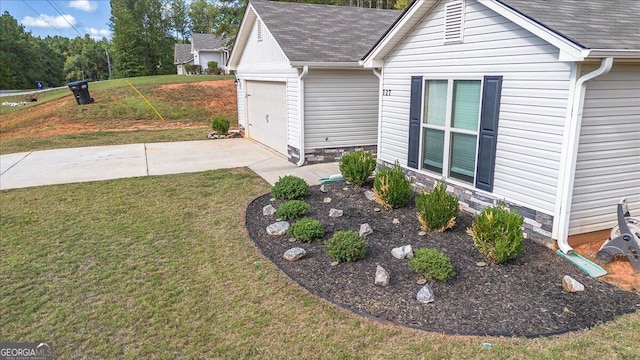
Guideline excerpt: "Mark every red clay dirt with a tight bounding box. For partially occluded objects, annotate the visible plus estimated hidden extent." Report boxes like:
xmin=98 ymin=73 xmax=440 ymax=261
xmin=573 ymin=239 xmax=640 ymax=293
xmin=1 ymin=79 xmax=236 ymax=140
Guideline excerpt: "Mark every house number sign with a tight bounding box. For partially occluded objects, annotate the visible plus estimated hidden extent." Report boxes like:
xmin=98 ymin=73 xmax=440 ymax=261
xmin=382 ymin=89 xmax=392 ymax=96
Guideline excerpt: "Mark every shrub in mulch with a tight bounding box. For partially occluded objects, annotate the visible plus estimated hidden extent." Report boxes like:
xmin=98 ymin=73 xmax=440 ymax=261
xmin=245 ymin=184 xmax=640 ymax=337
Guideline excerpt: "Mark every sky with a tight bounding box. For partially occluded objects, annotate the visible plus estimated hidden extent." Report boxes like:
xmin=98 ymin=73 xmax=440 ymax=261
xmin=1 ymin=0 xmax=112 ymax=40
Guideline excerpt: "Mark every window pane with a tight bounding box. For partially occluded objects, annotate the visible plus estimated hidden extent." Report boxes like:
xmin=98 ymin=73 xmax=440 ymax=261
xmin=424 ymin=80 xmax=448 ymax=126
xmin=450 ymin=133 xmax=477 ymax=183
xmin=422 ymin=129 xmax=444 ymax=173
xmin=452 ymin=80 xmax=481 ymax=131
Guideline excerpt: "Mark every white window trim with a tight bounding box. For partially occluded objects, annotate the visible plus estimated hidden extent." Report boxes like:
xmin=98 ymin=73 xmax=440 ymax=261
xmin=419 ymin=77 xmax=483 ymax=184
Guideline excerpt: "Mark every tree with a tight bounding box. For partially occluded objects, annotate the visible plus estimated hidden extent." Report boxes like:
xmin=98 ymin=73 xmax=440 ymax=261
xmin=189 ymin=0 xmax=217 ymax=34
xmin=110 ymin=0 xmax=174 ymax=77
xmin=0 ymin=12 xmax=66 ymax=89
xmin=170 ymin=0 xmax=190 ymax=43
xmin=212 ymin=0 xmax=246 ymax=46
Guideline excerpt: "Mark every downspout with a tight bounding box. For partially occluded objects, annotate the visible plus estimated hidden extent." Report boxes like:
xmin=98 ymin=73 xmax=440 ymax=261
xmin=296 ymin=65 xmax=309 ymax=166
xmin=372 ymin=68 xmax=383 ymax=164
xmin=556 ymin=57 xmax=613 ymax=254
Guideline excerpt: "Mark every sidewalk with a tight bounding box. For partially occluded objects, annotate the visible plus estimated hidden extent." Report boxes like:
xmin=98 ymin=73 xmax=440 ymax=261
xmin=0 ymin=139 xmax=339 ymax=190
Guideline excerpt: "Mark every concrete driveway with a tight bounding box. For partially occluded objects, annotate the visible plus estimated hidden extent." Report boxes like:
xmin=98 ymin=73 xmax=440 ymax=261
xmin=0 ymin=139 xmax=339 ymax=190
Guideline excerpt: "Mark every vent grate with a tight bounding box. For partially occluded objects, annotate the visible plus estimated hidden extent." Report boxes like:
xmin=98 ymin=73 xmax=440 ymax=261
xmin=444 ymin=1 xmax=464 ymax=43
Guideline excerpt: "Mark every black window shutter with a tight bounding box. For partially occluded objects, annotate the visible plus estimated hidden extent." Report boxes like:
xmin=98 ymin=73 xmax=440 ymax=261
xmin=407 ymin=76 xmax=423 ymax=169
xmin=475 ymin=75 xmax=503 ymax=192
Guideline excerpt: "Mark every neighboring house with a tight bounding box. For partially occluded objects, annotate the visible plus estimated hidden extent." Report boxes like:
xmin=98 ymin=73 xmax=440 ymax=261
xmin=174 ymin=34 xmax=228 ymax=74
xmin=228 ymin=0 xmax=400 ymax=164
xmin=191 ymin=33 xmax=229 ymax=74
xmin=362 ymin=0 xmax=640 ymax=248
xmin=174 ymin=44 xmax=193 ymax=75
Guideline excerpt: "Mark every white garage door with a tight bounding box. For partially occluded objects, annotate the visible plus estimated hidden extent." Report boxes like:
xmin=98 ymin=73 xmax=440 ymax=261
xmin=246 ymin=81 xmax=288 ymax=156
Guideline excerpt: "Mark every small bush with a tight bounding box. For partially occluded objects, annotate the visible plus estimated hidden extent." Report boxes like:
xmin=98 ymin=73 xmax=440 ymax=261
xmin=325 ymin=230 xmax=366 ymax=263
xmin=211 ymin=117 xmax=230 ymax=134
xmin=276 ymin=200 xmax=308 ymax=220
xmin=207 ymin=61 xmax=218 ymax=74
xmin=373 ymin=162 xmax=412 ymax=209
xmin=408 ymin=248 xmax=455 ymax=282
xmin=467 ymin=203 xmax=525 ymax=264
xmin=184 ymin=64 xmax=192 ymax=74
xmin=287 ymin=218 xmax=325 ymax=242
xmin=339 ymin=150 xmax=376 ymax=187
xmin=272 ymin=175 xmax=310 ymax=200
xmin=415 ymin=181 xmax=459 ymax=232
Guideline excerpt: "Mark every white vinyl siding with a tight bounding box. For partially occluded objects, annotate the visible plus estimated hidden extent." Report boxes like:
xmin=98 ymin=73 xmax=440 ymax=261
xmin=569 ymin=63 xmax=640 ymax=235
xmin=379 ymin=0 xmax=572 ymax=213
xmin=197 ymin=51 xmax=223 ymax=69
xmin=235 ymin=15 xmax=289 ymax=69
xmin=304 ymin=70 xmax=379 ymax=149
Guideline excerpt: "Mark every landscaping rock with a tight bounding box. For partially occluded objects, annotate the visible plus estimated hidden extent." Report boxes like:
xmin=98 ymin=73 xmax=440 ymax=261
xmin=320 ymin=185 xmax=327 ymax=193
xmin=364 ymin=190 xmax=376 ymax=201
xmin=262 ymin=204 xmax=276 ymax=216
xmin=391 ymin=245 xmax=413 ymax=259
xmin=323 ymin=197 xmax=332 ymax=203
xmin=359 ymin=223 xmax=373 ymax=237
xmin=266 ymin=221 xmax=290 ymax=236
xmin=417 ymin=284 xmax=435 ymax=304
xmin=283 ymin=247 xmax=306 ymax=262
xmin=375 ymin=265 xmax=390 ymax=286
xmin=392 ymin=218 xmax=400 ymax=224
xmin=329 ymin=208 xmax=343 ymax=218
xmin=562 ymin=275 xmax=585 ymax=292
xmin=374 ymin=207 xmax=381 ymax=212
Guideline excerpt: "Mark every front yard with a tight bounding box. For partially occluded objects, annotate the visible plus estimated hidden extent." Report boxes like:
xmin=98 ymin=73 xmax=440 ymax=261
xmin=1 ymin=169 xmax=639 ymax=359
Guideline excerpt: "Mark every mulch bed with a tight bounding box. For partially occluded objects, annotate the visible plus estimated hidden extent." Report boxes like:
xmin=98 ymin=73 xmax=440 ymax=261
xmin=245 ymin=183 xmax=640 ymax=337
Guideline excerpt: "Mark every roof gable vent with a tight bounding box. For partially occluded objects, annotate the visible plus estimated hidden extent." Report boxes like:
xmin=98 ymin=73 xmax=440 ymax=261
xmin=444 ymin=0 xmax=465 ymax=43
xmin=257 ymin=19 xmax=263 ymax=42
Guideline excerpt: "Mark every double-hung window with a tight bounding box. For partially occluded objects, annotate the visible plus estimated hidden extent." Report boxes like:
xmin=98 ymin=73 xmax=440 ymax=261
xmin=422 ymin=79 xmax=481 ymax=183
xmin=407 ymin=75 xmax=502 ymax=192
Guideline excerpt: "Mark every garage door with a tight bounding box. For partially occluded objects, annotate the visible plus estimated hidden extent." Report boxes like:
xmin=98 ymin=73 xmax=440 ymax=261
xmin=246 ymin=81 xmax=288 ymax=156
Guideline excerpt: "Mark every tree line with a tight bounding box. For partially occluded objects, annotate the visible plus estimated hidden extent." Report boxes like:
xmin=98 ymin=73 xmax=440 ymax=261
xmin=1 ymin=0 xmax=407 ymax=90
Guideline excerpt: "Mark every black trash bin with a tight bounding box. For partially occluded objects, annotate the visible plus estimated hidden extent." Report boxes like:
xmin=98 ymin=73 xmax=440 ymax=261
xmin=67 ymin=80 xmax=94 ymax=105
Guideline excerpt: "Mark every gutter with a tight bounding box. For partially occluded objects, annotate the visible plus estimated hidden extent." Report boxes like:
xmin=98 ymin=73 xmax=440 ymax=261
xmin=296 ymin=65 xmax=309 ymax=166
xmin=290 ymin=61 xmax=361 ymax=69
xmin=556 ymin=57 xmax=613 ymax=254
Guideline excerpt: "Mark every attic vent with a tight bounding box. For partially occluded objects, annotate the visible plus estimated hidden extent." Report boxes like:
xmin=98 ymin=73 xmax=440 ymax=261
xmin=444 ymin=0 xmax=464 ymax=43
xmin=257 ymin=19 xmax=263 ymax=42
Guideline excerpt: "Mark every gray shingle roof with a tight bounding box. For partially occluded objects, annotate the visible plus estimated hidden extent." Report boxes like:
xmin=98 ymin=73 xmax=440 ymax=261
xmin=250 ymin=0 xmax=401 ymax=63
xmin=499 ymin=0 xmax=640 ymax=50
xmin=174 ymin=44 xmax=193 ymax=64
xmin=191 ymin=33 xmax=225 ymax=50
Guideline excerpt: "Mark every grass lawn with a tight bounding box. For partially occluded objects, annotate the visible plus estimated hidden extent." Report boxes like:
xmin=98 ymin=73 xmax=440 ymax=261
xmin=1 ymin=169 xmax=638 ymax=359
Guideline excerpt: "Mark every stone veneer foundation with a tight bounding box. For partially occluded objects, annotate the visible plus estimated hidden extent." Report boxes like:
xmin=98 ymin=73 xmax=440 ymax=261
xmin=288 ymin=145 xmax=377 ymax=165
xmin=380 ymin=160 xmax=555 ymax=247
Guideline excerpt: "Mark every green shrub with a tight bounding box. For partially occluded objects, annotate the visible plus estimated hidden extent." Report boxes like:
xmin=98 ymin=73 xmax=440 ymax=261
xmin=339 ymin=150 xmax=376 ymax=187
xmin=325 ymin=230 xmax=366 ymax=263
xmin=415 ymin=181 xmax=459 ymax=232
xmin=467 ymin=203 xmax=525 ymax=264
xmin=272 ymin=175 xmax=310 ymax=200
xmin=276 ymin=200 xmax=308 ymax=220
xmin=211 ymin=117 xmax=230 ymax=134
xmin=373 ymin=162 xmax=412 ymax=209
xmin=287 ymin=218 xmax=325 ymax=242
xmin=408 ymin=248 xmax=455 ymax=282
